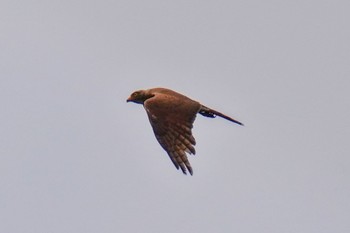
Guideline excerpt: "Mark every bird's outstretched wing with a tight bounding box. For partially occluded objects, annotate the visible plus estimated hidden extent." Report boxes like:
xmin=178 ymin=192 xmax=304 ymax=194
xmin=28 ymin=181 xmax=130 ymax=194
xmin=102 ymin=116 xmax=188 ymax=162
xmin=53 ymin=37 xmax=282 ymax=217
xmin=144 ymin=93 xmax=201 ymax=175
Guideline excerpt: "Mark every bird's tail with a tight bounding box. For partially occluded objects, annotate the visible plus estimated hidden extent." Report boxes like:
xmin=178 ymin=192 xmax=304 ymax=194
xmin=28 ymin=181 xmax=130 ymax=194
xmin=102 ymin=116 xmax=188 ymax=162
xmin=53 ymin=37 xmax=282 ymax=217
xmin=199 ymin=105 xmax=244 ymax=126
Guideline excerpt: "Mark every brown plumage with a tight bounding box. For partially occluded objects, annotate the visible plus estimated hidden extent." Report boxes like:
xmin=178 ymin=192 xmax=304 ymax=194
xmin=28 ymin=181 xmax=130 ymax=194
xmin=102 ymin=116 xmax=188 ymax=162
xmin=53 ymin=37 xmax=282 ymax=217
xmin=127 ymin=87 xmax=243 ymax=175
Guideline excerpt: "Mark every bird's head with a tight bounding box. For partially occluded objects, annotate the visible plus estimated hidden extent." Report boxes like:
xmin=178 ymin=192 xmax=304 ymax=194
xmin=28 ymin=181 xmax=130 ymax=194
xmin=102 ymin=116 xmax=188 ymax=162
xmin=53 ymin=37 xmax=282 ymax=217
xmin=126 ymin=89 xmax=154 ymax=104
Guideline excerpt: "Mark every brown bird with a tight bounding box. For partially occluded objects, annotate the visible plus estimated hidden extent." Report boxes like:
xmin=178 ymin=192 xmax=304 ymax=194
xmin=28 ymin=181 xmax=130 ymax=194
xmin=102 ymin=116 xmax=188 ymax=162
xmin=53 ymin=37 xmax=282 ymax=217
xmin=127 ymin=87 xmax=243 ymax=175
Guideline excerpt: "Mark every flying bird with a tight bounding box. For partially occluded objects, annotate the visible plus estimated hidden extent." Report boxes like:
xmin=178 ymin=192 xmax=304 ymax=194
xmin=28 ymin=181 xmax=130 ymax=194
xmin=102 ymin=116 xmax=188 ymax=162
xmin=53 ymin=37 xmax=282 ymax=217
xmin=127 ymin=87 xmax=243 ymax=175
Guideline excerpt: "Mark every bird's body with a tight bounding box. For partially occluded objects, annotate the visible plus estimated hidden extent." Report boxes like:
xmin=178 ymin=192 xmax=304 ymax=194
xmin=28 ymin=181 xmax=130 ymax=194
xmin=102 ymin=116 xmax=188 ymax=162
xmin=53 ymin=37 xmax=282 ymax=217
xmin=127 ymin=87 xmax=243 ymax=175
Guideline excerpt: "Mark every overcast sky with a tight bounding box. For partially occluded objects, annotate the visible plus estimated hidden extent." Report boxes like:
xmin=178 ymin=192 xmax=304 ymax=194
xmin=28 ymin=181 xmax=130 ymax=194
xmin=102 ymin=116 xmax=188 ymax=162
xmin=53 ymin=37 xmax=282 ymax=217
xmin=1 ymin=1 xmax=349 ymax=232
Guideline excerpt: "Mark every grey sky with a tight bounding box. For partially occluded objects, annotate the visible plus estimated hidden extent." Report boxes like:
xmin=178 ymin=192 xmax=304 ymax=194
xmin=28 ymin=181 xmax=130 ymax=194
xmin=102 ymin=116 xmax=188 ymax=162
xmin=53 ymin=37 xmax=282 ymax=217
xmin=1 ymin=1 xmax=349 ymax=232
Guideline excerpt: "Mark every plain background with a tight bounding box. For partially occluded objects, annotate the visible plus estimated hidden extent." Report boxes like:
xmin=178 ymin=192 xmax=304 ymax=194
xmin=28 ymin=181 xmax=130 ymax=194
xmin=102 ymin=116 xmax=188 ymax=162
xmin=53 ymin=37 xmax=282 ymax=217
xmin=1 ymin=1 xmax=349 ymax=232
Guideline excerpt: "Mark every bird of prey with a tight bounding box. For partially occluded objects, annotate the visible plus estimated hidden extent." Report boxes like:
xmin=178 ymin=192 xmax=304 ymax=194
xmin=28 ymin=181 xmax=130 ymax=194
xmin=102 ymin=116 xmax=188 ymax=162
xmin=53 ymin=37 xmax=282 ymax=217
xmin=127 ymin=87 xmax=243 ymax=175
